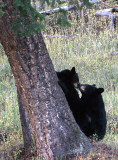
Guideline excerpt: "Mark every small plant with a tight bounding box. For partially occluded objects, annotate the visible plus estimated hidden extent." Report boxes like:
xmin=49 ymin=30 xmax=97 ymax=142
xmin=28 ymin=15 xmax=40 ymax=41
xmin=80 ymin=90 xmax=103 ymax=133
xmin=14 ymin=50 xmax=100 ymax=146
xmin=73 ymin=128 xmax=78 ymax=133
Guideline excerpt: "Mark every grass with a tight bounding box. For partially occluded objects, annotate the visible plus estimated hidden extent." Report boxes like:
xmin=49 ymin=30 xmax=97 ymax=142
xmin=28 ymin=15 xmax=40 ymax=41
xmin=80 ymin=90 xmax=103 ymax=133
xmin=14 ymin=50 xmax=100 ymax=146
xmin=0 ymin=6 xmax=118 ymax=159
xmin=44 ymin=23 xmax=118 ymax=150
xmin=43 ymin=26 xmax=118 ymax=149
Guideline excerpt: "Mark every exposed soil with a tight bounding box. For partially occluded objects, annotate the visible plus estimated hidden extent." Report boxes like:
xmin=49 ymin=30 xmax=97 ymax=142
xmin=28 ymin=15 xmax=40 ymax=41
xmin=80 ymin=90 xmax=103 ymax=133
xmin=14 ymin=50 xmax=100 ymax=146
xmin=86 ymin=142 xmax=118 ymax=160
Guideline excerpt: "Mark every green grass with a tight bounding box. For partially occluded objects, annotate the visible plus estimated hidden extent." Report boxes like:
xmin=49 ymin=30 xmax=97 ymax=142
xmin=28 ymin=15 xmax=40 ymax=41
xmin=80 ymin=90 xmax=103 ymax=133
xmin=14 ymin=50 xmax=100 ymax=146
xmin=0 ymin=55 xmax=21 ymax=132
xmin=43 ymin=27 xmax=118 ymax=148
xmin=0 ymin=11 xmax=118 ymax=158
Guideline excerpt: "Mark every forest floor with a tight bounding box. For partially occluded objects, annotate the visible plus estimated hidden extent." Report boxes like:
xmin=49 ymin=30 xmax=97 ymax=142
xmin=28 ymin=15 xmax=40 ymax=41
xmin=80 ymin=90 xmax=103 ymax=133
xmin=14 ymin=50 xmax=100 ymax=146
xmin=18 ymin=142 xmax=118 ymax=160
xmin=77 ymin=142 xmax=118 ymax=160
xmin=0 ymin=140 xmax=118 ymax=159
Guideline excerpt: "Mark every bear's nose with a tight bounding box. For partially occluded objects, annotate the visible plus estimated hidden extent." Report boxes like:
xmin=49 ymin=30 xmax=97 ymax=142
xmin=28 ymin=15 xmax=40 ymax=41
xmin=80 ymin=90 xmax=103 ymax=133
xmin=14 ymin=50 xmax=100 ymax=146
xmin=74 ymin=82 xmax=80 ymax=88
xmin=79 ymin=85 xmax=85 ymax=91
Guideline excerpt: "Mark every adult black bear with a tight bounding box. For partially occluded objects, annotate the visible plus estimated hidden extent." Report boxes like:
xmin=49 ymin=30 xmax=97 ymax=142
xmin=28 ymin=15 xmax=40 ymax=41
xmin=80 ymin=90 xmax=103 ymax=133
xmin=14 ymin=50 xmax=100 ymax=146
xmin=56 ymin=67 xmax=80 ymax=120
xmin=78 ymin=84 xmax=107 ymax=141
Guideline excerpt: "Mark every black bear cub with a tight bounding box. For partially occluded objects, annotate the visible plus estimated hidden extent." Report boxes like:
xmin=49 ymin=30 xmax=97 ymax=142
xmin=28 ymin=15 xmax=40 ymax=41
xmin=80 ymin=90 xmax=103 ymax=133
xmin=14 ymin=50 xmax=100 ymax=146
xmin=56 ymin=67 xmax=80 ymax=119
xmin=56 ymin=68 xmax=107 ymax=141
xmin=78 ymin=84 xmax=107 ymax=141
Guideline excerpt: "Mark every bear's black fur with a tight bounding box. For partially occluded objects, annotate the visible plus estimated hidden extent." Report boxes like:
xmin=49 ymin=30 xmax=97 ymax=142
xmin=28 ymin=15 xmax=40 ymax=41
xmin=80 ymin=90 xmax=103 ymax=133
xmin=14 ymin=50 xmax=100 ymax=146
xmin=56 ymin=67 xmax=80 ymax=119
xmin=56 ymin=68 xmax=107 ymax=141
xmin=78 ymin=84 xmax=107 ymax=141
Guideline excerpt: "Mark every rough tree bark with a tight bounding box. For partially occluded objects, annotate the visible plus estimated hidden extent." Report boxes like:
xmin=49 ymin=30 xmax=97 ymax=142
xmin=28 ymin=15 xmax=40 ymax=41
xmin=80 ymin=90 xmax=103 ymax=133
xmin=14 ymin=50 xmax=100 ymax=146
xmin=17 ymin=89 xmax=33 ymax=149
xmin=0 ymin=1 xmax=92 ymax=159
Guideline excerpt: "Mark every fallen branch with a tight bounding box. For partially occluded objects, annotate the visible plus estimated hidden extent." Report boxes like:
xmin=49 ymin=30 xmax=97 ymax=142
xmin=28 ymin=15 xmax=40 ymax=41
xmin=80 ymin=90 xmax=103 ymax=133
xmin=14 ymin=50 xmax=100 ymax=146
xmin=95 ymin=7 xmax=118 ymax=30
xmin=39 ymin=5 xmax=77 ymax=15
xmin=95 ymin=7 xmax=118 ymax=17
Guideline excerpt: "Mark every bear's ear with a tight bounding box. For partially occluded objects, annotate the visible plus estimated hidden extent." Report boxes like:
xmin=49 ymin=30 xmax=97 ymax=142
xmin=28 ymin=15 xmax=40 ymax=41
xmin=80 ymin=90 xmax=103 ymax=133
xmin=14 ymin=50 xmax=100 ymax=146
xmin=92 ymin=84 xmax=96 ymax=87
xmin=71 ymin=67 xmax=76 ymax=73
xmin=96 ymin=88 xmax=104 ymax=94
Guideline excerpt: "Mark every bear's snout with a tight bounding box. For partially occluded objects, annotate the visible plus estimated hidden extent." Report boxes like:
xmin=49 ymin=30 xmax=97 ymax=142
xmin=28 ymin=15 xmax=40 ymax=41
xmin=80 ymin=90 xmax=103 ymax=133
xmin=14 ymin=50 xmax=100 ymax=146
xmin=79 ymin=84 xmax=86 ymax=92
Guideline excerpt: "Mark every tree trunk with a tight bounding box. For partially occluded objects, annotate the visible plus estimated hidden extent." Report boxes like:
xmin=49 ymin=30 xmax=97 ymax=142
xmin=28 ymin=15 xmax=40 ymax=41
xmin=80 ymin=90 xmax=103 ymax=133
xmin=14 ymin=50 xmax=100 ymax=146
xmin=0 ymin=1 xmax=92 ymax=159
xmin=17 ymin=89 xmax=33 ymax=149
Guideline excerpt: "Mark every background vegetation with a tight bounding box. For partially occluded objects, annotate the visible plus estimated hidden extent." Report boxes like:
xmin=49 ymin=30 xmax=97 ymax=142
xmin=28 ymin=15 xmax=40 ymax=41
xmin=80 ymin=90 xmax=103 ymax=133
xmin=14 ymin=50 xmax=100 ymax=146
xmin=0 ymin=1 xmax=118 ymax=159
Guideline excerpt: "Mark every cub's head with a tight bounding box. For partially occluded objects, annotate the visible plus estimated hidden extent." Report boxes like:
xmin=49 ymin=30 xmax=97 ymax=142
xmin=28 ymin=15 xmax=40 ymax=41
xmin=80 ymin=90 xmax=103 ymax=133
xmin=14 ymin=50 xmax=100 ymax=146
xmin=79 ymin=84 xmax=104 ymax=97
xmin=57 ymin=67 xmax=79 ymax=88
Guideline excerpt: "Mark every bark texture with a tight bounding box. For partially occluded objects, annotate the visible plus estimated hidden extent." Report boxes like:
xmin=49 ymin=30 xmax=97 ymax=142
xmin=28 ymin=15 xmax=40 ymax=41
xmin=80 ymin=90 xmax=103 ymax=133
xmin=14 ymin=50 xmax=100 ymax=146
xmin=0 ymin=1 xmax=92 ymax=159
xmin=17 ymin=89 xmax=33 ymax=149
